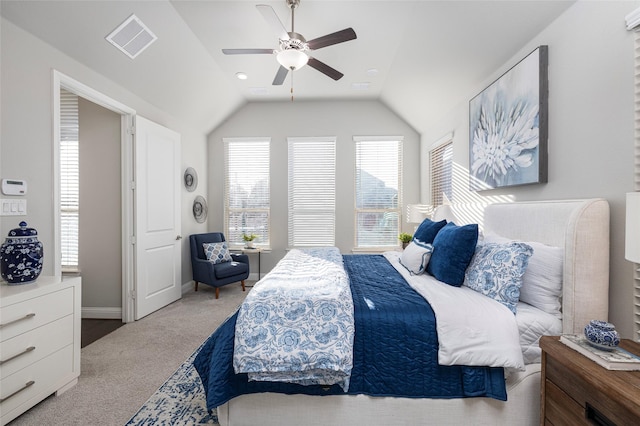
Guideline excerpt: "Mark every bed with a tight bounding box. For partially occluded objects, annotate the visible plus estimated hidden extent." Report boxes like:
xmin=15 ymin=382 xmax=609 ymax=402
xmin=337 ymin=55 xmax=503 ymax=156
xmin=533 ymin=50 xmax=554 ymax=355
xmin=197 ymin=198 xmax=610 ymax=426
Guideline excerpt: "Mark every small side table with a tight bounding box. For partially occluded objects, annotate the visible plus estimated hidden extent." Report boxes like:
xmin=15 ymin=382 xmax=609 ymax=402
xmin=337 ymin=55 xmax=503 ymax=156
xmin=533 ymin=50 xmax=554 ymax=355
xmin=540 ymin=335 xmax=640 ymax=425
xmin=232 ymin=248 xmax=262 ymax=280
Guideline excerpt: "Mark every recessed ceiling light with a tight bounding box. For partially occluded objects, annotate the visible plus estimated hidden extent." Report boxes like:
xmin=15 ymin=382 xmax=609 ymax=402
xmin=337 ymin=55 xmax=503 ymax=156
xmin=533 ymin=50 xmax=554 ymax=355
xmin=366 ymin=68 xmax=379 ymax=76
xmin=235 ymin=72 xmax=248 ymax=80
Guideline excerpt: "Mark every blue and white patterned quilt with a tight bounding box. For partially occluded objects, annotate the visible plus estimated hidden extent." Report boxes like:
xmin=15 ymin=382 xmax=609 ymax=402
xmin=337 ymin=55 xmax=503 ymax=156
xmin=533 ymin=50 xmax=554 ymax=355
xmin=233 ymin=248 xmax=355 ymax=390
xmin=193 ymin=253 xmax=507 ymax=410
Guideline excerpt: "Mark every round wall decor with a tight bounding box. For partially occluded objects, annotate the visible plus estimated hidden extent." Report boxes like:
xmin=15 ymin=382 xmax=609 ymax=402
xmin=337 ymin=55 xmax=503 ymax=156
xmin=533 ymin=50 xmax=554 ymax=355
xmin=184 ymin=167 xmax=198 ymax=192
xmin=193 ymin=195 xmax=208 ymax=223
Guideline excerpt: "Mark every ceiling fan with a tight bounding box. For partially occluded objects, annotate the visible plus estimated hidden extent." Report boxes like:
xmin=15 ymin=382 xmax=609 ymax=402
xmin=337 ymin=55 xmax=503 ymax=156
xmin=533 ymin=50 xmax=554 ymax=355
xmin=222 ymin=0 xmax=357 ymax=86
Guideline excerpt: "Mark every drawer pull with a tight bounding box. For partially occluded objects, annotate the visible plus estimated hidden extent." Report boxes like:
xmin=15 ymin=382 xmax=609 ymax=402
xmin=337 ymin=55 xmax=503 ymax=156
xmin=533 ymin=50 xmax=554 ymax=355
xmin=0 ymin=346 xmax=36 ymax=365
xmin=0 ymin=312 xmax=36 ymax=328
xmin=0 ymin=380 xmax=35 ymax=403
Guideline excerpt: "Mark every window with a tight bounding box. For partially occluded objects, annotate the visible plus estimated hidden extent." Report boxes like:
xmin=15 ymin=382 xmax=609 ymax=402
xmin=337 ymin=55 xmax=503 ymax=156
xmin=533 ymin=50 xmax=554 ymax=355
xmin=224 ymin=138 xmax=270 ymax=247
xmin=60 ymin=89 xmax=79 ymax=270
xmin=288 ymin=137 xmax=336 ymax=247
xmin=430 ymin=137 xmax=453 ymax=206
xmin=354 ymin=136 xmax=403 ymax=248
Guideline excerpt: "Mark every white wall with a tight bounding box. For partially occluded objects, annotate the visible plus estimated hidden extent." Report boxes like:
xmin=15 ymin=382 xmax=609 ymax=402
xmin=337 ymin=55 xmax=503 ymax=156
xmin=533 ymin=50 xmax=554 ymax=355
xmin=78 ymin=97 xmax=122 ymax=311
xmin=207 ymin=100 xmax=420 ymax=273
xmin=0 ymin=18 xmax=208 ymax=287
xmin=419 ymin=1 xmax=637 ymax=338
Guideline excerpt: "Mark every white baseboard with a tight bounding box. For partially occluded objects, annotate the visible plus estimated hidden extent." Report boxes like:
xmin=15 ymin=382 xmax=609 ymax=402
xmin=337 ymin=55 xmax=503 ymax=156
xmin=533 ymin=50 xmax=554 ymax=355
xmin=82 ymin=306 xmax=122 ymax=319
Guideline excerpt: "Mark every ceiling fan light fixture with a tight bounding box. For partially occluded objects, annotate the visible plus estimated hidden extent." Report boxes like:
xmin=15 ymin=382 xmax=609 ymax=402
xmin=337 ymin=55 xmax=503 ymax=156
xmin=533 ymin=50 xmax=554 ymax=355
xmin=277 ymin=49 xmax=308 ymax=70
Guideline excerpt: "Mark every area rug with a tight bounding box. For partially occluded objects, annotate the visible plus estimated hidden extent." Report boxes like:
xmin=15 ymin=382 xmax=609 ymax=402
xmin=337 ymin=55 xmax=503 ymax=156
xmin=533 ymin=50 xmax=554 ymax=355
xmin=125 ymin=346 xmax=218 ymax=425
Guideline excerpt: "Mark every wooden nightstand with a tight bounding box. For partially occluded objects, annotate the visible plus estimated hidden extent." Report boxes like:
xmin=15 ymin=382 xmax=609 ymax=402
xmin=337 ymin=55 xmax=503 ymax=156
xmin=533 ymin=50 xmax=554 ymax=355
xmin=540 ymin=335 xmax=640 ymax=425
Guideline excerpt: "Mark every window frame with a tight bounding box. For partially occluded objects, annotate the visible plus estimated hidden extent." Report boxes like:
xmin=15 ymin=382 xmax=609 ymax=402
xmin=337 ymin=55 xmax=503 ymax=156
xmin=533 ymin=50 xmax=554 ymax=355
xmin=353 ymin=135 xmax=404 ymax=250
xmin=223 ymin=137 xmax=271 ymax=248
xmin=287 ymin=136 xmax=337 ymax=248
xmin=60 ymin=89 xmax=79 ymax=271
xmin=429 ymin=134 xmax=454 ymax=207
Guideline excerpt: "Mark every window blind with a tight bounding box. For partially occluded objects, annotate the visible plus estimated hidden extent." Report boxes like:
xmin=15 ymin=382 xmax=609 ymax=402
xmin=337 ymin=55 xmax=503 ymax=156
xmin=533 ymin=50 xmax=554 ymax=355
xmin=354 ymin=137 xmax=403 ymax=248
xmin=287 ymin=137 xmax=336 ymax=247
xmin=224 ymin=138 xmax=270 ymax=247
xmin=60 ymin=89 xmax=79 ymax=268
xmin=430 ymin=139 xmax=453 ymax=206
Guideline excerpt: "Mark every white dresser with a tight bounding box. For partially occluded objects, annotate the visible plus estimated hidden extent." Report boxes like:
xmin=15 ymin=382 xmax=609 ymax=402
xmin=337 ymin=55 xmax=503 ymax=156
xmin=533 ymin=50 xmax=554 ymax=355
xmin=0 ymin=276 xmax=81 ymax=425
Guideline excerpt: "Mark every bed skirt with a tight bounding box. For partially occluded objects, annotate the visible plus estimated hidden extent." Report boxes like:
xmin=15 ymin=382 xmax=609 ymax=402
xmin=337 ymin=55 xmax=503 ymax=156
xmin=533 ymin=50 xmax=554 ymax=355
xmin=216 ymin=364 xmax=541 ymax=426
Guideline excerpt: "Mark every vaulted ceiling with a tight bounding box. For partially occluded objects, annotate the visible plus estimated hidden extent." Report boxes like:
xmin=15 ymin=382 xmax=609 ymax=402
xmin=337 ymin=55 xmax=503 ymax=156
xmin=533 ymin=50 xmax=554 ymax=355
xmin=1 ymin=0 xmax=575 ymax=134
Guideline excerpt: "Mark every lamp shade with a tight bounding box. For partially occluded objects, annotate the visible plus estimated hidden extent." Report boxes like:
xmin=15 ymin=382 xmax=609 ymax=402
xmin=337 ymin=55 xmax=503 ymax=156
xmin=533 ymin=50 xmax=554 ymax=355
xmin=626 ymin=192 xmax=640 ymax=263
xmin=277 ymin=49 xmax=308 ymax=70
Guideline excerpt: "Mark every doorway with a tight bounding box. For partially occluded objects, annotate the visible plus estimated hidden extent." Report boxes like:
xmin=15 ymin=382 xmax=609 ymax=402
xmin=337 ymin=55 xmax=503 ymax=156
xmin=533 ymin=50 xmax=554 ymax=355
xmin=53 ymin=70 xmax=182 ymax=323
xmin=54 ymin=70 xmax=137 ymax=322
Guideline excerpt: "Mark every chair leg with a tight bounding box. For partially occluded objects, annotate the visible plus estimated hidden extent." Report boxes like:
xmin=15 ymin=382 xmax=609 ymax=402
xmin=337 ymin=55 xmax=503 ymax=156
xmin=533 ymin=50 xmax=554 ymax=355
xmin=215 ymin=287 xmax=220 ymax=299
xmin=194 ymin=281 xmax=199 ymax=291
xmin=241 ymin=280 xmax=246 ymax=292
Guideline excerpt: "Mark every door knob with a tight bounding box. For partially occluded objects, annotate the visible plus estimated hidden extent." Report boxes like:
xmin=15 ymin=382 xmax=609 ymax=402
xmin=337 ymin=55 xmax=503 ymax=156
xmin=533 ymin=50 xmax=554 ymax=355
xmin=176 ymin=235 xmax=182 ymax=240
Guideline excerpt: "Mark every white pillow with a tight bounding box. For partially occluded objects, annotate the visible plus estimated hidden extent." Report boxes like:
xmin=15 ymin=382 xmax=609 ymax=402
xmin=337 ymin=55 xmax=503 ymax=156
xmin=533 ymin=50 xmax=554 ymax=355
xmin=484 ymin=234 xmax=563 ymax=318
xmin=399 ymin=240 xmax=433 ymax=275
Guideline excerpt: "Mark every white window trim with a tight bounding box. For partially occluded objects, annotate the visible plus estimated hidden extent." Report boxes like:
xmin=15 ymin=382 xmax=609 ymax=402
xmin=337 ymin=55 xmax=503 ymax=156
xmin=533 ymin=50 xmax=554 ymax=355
xmin=287 ymin=136 xmax=336 ymax=248
xmin=353 ymin=135 xmax=404 ymax=250
xmin=223 ymin=137 xmax=271 ymax=249
xmin=429 ymin=132 xmax=454 ymax=207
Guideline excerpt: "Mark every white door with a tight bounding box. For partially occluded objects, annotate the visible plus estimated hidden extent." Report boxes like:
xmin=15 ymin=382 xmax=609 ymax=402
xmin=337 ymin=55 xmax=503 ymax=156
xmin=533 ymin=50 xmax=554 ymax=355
xmin=134 ymin=116 xmax=181 ymax=320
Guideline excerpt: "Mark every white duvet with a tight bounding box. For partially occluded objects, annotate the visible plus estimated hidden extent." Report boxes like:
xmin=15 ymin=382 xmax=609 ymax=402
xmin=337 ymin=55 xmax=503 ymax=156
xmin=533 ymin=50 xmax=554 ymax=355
xmin=384 ymin=251 xmax=525 ymax=371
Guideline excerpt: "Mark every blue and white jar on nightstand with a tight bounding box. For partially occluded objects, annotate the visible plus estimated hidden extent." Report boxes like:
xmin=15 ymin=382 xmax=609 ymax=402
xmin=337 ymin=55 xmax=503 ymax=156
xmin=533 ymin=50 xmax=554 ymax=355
xmin=584 ymin=320 xmax=620 ymax=350
xmin=1 ymin=221 xmax=43 ymax=285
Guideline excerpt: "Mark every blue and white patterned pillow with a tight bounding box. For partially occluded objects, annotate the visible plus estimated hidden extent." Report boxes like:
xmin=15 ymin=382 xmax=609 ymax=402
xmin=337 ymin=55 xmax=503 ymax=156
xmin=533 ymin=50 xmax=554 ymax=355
xmin=399 ymin=239 xmax=433 ymax=275
xmin=203 ymin=242 xmax=232 ymax=264
xmin=463 ymin=242 xmax=534 ymax=314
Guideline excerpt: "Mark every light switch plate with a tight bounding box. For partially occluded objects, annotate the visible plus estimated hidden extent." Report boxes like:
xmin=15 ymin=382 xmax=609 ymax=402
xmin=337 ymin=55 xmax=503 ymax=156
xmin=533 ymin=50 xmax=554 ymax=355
xmin=1 ymin=199 xmax=27 ymax=216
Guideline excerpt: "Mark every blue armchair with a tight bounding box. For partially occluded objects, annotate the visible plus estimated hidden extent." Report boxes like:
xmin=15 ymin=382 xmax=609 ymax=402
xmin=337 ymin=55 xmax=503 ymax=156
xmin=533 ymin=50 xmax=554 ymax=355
xmin=189 ymin=232 xmax=249 ymax=299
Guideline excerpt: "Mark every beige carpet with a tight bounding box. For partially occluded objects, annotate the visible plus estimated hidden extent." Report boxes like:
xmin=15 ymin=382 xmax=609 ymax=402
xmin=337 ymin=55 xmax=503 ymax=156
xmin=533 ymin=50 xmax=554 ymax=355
xmin=9 ymin=282 xmax=250 ymax=426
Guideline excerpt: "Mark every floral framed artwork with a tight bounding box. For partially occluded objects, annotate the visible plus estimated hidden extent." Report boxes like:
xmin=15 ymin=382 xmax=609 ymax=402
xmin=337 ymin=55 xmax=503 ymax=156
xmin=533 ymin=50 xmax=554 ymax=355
xmin=469 ymin=45 xmax=548 ymax=190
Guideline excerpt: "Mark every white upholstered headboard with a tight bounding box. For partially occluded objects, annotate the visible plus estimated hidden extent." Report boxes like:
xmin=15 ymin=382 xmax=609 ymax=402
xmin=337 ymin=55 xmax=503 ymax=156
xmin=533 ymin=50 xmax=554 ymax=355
xmin=438 ymin=199 xmax=610 ymax=335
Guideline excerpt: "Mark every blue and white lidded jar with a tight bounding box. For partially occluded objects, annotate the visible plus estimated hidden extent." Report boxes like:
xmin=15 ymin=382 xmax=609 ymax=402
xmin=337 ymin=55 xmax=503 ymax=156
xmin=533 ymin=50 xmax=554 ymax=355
xmin=0 ymin=221 xmax=44 ymax=285
xmin=584 ymin=320 xmax=620 ymax=350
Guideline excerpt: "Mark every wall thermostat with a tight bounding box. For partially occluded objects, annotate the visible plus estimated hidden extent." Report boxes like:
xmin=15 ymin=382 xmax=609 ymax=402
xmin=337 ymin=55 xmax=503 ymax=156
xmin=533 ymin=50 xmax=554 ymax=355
xmin=2 ymin=179 xmax=27 ymax=195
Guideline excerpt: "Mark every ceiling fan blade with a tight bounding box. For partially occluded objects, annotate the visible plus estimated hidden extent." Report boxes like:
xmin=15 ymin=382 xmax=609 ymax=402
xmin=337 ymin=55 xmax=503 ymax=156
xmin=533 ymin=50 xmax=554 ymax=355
xmin=256 ymin=4 xmax=289 ymax=41
xmin=307 ymin=28 xmax=357 ymax=51
xmin=222 ymin=48 xmax=275 ymax=55
xmin=307 ymin=57 xmax=344 ymax=81
xmin=272 ymin=66 xmax=289 ymax=86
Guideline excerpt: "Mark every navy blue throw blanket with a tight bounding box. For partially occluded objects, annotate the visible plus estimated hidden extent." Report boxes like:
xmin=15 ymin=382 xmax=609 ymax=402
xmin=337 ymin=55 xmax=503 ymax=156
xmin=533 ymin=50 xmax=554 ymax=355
xmin=193 ymin=255 xmax=507 ymax=410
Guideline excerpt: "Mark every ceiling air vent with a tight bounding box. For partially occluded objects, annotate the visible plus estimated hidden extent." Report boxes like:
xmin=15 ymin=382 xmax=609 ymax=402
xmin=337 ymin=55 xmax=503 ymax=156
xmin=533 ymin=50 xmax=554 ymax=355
xmin=106 ymin=14 xmax=157 ymax=59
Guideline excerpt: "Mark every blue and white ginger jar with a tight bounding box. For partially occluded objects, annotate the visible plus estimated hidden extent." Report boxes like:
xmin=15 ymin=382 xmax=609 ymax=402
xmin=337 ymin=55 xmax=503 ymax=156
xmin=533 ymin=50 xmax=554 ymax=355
xmin=1 ymin=221 xmax=43 ymax=285
xmin=584 ymin=319 xmax=620 ymax=350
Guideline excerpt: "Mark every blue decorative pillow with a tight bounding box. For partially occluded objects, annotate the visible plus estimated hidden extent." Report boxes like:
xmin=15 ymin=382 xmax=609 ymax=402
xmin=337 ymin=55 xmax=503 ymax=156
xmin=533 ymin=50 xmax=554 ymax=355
xmin=203 ymin=242 xmax=232 ymax=264
xmin=399 ymin=239 xmax=433 ymax=275
xmin=413 ymin=218 xmax=447 ymax=244
xmin=426 ymin=222 xmax=478 ymax=287
xmin=463 ymin=242 xmax=534 ymax=314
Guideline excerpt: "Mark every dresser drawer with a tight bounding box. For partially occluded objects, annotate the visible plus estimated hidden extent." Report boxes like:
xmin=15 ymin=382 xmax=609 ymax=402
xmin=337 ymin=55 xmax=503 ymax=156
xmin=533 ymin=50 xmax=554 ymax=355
xmin=0 ymin=344 xmax=74 ymax=418
xmin=0 ymin=314 xmax=74 ymax=379
xmin=544 ymin=379 xmax=587 ymax=425
xmin=0 ymin=287 xmax=73 ymax=342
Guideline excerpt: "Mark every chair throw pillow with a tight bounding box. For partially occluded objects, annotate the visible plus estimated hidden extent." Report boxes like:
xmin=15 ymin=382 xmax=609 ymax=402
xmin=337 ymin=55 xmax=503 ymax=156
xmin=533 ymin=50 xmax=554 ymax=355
xmin=399 ymin=239 xmax=434 ymax=275
xmin=413 ymin=218 xmax=447 ymax=244
xmin=463 ymin=242 xmax=534 ymax=314
xmin=203 ymin=242 xmax=232 ymax=264
xmin=426 ymin=222 xmax=478 ymax=287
